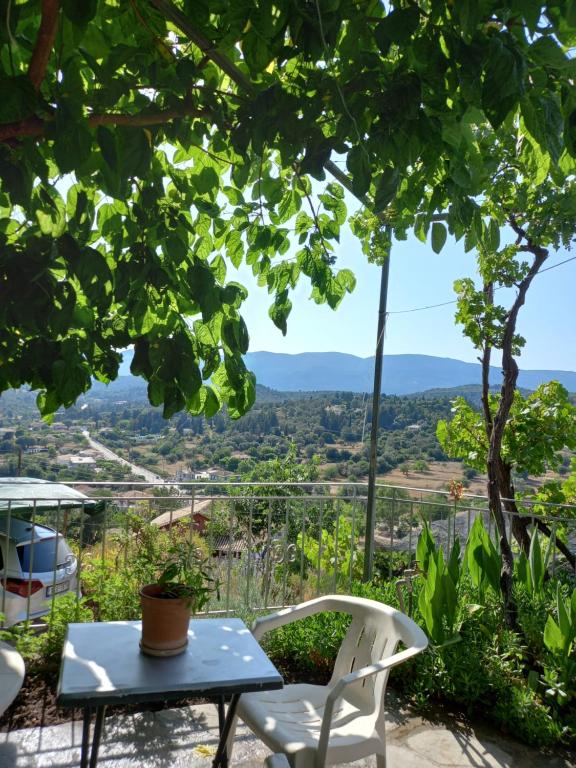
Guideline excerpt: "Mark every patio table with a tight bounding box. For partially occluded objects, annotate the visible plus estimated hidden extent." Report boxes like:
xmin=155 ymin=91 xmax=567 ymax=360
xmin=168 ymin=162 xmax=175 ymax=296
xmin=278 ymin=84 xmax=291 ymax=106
xmin=57 ymin=618 xmax=283 ymax=768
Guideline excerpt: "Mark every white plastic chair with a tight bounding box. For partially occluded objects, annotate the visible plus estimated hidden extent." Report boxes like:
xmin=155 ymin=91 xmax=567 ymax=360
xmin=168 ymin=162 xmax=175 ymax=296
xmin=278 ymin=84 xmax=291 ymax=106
xmin=234 ymin=595 xmax=428 ymax=768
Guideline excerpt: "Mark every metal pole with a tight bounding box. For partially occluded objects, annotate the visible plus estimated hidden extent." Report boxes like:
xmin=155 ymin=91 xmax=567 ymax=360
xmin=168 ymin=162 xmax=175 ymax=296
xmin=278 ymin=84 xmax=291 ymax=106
xmin=363 ymin=254 xmax=391 ymax=582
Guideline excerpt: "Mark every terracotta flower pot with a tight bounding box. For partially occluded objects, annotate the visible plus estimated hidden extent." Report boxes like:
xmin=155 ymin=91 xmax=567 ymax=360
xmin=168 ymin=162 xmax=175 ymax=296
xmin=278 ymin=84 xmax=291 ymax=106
xmin=140 ymin=583 xmax=191 ymax=657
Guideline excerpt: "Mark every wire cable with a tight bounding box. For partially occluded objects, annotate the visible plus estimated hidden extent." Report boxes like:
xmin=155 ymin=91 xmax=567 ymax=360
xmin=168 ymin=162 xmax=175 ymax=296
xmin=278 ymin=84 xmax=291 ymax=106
xmin=387 ymin=255 xmax=576 ymax=315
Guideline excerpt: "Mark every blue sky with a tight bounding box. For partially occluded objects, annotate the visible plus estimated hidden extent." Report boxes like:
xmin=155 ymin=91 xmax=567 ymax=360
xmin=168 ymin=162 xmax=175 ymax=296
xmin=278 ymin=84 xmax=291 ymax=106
xmin=232 ymin=208 xmax=576 ymax=372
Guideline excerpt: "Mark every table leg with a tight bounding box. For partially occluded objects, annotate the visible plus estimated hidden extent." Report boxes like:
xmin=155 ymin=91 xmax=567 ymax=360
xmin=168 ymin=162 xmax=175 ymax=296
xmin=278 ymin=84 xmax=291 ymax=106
xmin=79 ymin=705 xmax=106 ymax=768
xmin=89 ymin=706 xmax=106 ymax=768
xmin=213 ymin=694 xmax=241 ymax=768
xmin=217 ymin=696 xmax=226 ymax=735
xmin=217 ymin=697 xmax=228 ymax=768
xmin=81 ymin=707 xmax=92 ymax=768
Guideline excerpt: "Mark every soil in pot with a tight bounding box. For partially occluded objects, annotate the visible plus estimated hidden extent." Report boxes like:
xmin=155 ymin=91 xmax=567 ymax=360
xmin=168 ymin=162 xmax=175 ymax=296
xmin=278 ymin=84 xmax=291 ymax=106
xmin=140 ymin=584 xmax=191 ymax=657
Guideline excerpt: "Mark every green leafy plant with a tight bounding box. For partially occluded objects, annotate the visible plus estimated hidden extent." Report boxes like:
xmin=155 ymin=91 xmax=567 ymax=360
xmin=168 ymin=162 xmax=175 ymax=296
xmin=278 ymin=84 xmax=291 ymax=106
xmin=515 ymin=528 xmax=555 ymax=597
xmin=297 ymin=517 xmax=364 ymax=585
xmin=464 ymin=516 xmax=501 ymax=599
xmin=154 ymin=538 xmax=218 ymax=611
xmin=416 ymin=523 xmax=461 ymax=646
xmin=542 ymin=585 xmax=576 ymax=707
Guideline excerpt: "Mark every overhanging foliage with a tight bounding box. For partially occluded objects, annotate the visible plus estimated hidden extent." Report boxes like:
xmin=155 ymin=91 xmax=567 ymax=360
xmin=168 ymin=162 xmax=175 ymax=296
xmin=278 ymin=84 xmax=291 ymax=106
xmin=1 ymin=1 xmax=575 ymax=417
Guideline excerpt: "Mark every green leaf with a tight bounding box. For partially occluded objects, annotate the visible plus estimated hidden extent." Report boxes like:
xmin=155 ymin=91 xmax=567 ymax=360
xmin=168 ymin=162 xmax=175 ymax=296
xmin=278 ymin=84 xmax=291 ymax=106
xmin=226 ymin=230 xmax=244 ymax=268
xmin=431 ymin=222 xmax=447 ymax=254
xmin=544 ymin=615 xmax=564 ymax=655
xmin=456 ymin=0 xmax=481 ymax=37
xmin=97 ymin=126 xmax=118 ymax=171
xmin=485 ymin=219 xmax=500 ymax=253
xmin=194 ymin=167 xmax=220 ymax=196
xmin=465 ymin=516 xmax=500 ymax=595
xmin=447 ymin=538 xmax=461 ymax=587
xmin=346 ymin=146 xmax=371 ymax=197
xmin=556 ymin=584 xmax=571 ymax=647
xmin=163 ymin=383 xmax=186 ymax=419
xmin=521 ymin=94 xmax=564 ymax=164
xmin=54 ymin=122 xmax=93 ymax=174
xmin=529 ymin=528 xmax=544 ymax=593
xmin=0 ymin=76 xmax=37 ymax=124
xmin=118 ymin=127 xmax=153 ymax=178
xmin=269 ymin=291 xmax=292 ymax=334
xmin=203 ymin=386 xmax=221 ymax=418
xmin=335 ymin=268 xmax=356 ymax=293
xmin=530 ymin=37 xmax=569 ymax=70
xmin=416 ymin=522 xmax=436 ymax=573
xmin=63 ymin=0 xmax=98 ymax=26
xmin=482 ymin=38 xmax=525 ymax=128
xmin=242 ymin=30 xmax=272 ymax=73
xmin=275 ymin=189 xmax=301 ymax=223
xmin=373 ymin=167 xmax=399 ymax=211
xmin=177 ymin=356 xmax=202 ymax=401
xmin=375 ymin=7 xmax=420 ymax=54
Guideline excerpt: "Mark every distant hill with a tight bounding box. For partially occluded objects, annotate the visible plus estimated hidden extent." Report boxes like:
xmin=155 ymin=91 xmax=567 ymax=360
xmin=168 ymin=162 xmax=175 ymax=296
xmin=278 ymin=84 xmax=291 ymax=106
xmin=242 ymin=352 xmax=576 ymax=395
xmin=117 ymin=349 xmax=576 ymax=396
xmin=88 ymin=377 xmax=288 ymax=404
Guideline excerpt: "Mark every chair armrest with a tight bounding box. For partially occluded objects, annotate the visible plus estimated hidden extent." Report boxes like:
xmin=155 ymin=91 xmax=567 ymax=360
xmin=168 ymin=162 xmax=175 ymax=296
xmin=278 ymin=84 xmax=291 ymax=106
xmin=317 ymin=643 xmax=427 ymax=764
xmin=327 ymin=644 xmax=424 ymax=702
xmin=251 ymin=595 xmax=342 ymax=641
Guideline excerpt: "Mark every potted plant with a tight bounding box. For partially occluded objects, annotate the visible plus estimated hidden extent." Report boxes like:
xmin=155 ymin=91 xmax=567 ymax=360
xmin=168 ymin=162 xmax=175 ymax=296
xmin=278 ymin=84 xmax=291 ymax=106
xmin=140 ymin=537 xmax=217 ymax=657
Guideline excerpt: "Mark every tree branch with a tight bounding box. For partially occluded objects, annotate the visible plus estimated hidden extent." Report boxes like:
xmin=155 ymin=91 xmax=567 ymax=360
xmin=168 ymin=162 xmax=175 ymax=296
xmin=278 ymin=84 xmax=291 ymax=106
xmin=0 ymin=105 xmax=211 ymax=143
xmin=89 ymin=107 xmax=210 ymax=127
xmin=148 ymin=0 xmax=255 ymax=95
xmin=534 ymin=519 xmax=576 ymax=569
xmin=480 ymin=281 xmax=494 ymax=439
xmin=29 ymin=0 xmax=60 ymax=91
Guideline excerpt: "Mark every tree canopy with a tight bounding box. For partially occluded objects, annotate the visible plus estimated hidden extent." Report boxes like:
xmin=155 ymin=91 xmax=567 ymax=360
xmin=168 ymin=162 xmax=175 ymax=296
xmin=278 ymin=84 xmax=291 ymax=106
xmin=1 ymin=0 xmax=576 ymax=418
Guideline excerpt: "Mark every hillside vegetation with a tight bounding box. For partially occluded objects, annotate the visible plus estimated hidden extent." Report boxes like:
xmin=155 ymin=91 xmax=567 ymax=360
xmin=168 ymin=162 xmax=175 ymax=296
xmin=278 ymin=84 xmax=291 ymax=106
xmin=1 ymin=386 xmax=572 ymax=494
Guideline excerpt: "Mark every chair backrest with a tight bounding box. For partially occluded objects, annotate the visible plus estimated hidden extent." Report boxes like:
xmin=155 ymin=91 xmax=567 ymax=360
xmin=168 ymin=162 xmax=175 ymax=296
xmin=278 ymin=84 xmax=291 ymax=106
xmin=322 ymin=596 xmax=426 ymax=720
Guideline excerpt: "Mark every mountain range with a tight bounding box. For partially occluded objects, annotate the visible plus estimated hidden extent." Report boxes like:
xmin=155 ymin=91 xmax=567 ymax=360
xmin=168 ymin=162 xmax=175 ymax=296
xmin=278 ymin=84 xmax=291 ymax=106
xmin=118 ymin=350 xmax=576 ymax=395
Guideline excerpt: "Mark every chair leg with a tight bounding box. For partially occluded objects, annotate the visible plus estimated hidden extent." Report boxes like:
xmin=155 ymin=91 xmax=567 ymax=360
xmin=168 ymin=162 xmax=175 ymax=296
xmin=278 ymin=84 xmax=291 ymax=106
xmin=375 ymin=752 xmax=386 ymax=768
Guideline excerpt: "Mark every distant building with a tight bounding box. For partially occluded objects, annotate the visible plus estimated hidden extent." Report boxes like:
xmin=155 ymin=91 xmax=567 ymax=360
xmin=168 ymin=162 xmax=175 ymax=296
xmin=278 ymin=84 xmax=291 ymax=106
xmin=68 ymin=456 xmax=96 ymax=468
xmin=115 ymin=490 xmax=151 ymax=509
xmin=172 ymin=469 xmax=194 ymax=482
xmin=153 ymin=508 xmax=210 ymax=532
xmin=211 ymin=535 xmax=247 ymax=559
xmin=57 ymin=454 xmax=96 ymax=469
xmin=194 ymin=469 xmax=219 ymax=481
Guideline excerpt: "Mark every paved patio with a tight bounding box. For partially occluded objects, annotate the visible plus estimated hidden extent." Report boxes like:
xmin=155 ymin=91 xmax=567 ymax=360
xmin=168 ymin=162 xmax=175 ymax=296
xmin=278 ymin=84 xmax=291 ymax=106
xmin=1 ymin=698 xmax=574 ymax=768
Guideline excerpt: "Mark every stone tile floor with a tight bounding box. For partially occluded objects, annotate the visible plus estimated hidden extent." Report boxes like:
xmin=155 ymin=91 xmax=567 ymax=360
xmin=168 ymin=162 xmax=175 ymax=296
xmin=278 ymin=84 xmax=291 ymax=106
xmin=0 ymin=700 xmax=574 ymax=768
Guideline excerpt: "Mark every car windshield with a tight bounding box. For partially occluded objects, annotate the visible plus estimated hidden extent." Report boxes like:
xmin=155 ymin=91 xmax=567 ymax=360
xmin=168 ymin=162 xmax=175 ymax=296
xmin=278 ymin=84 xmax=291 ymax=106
xmin=16 ymin=536 xmax=71 ymax=573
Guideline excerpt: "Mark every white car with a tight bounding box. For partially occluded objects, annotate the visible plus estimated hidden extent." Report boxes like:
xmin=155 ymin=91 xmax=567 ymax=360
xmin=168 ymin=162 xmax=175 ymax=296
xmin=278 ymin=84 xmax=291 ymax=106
xmin=0 ymin=516 xmax=78 ymax=627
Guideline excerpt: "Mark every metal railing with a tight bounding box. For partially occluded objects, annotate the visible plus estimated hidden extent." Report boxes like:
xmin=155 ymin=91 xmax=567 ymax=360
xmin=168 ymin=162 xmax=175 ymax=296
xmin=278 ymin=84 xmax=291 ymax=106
xmin=1 ymin=480 xmax=575 ymax=627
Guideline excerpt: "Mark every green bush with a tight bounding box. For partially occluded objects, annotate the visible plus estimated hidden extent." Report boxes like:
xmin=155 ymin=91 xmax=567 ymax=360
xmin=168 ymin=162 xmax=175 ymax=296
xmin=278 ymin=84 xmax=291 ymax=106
xmin=1 ymin=594 xmax=93 ymax=672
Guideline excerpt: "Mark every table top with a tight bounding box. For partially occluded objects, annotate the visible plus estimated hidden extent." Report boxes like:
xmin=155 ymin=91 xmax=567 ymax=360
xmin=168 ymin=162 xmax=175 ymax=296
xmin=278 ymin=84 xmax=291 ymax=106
xmin=57 ymin=618 xmax=283 ymax=707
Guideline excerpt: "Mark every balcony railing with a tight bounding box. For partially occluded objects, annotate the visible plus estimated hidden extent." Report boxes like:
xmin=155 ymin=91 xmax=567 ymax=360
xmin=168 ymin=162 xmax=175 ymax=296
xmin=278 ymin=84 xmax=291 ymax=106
xmin=1 ymin=480 xmax=575 ymax=627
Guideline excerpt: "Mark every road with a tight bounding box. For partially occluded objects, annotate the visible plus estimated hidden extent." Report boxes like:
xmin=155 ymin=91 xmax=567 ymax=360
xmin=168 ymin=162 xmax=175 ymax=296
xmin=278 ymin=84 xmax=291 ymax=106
xmin=81 ymin=430 xmax=165 ymax=484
